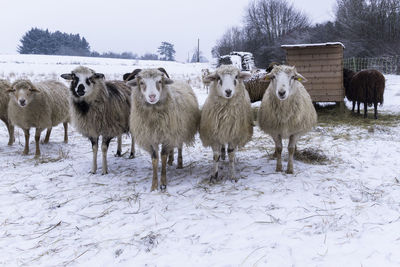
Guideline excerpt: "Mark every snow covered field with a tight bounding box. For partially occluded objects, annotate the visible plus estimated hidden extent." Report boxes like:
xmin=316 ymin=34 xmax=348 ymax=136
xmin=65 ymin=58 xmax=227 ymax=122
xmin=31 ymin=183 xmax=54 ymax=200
xmin=1 ymin=54 xmax=400 ymax=267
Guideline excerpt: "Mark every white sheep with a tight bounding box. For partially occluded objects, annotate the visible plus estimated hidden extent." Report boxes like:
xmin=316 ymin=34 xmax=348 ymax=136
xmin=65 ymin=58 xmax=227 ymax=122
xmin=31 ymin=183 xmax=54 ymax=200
xmin=201 ymin=68 xmax=211 ymax=93
xmin=61 ymin=66 xmax=134 ymax=174
xmin=124 ymin=68 xmax=200 ymax=192
xmin=0 ymin=80 xmax=15 ymax=145
xmin=7 ymin=79 xmax=70 ymax=157
xmin=199 ymin=65 xmax=253 ymax=182
xmin=258 ymin=65 xmax=317 ymax=174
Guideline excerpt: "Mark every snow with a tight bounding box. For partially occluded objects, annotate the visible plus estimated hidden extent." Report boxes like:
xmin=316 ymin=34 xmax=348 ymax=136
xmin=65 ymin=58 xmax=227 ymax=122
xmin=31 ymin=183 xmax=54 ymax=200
xmin=281 ymin=42 xmax=345 ymax=48
xmin=1 ymin=54 xmax=400 ymax=266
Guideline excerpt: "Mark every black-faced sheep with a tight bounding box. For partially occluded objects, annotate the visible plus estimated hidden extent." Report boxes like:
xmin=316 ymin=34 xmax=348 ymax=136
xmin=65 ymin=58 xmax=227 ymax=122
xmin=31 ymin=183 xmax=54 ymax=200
xmin=199 ymin=65 xmax=253 ymax=182
xmin=0 ymin=80 xmax=14 ymax=145
xmin=124 ymin=68 xmax=200 ymax=192
xmin=343 ymin=68 xmax=385 ymax=119
xmin=7 ymin=79 xmax=69 ymax=157
xmin=61 ymin=66 xmax=134 ymax=174
xmin=258 ymin=65 xmax=317 ymax=174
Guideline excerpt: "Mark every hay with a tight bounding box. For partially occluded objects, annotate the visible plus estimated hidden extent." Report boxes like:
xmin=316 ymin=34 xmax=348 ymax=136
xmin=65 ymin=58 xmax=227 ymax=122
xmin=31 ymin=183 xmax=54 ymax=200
xmin=294 ymin=148 xmax=329 ymax=164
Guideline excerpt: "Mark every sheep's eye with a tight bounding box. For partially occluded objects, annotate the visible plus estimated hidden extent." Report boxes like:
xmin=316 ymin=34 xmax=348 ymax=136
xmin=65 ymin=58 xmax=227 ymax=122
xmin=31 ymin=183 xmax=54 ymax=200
xmin=291 ymin=76 xmax=295 ymax=80
xmin=158 ymin=80 xmax=162 ymax=84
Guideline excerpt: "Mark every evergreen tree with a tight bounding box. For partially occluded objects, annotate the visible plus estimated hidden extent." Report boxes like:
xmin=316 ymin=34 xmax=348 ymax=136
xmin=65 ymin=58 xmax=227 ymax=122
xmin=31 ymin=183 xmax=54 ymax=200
xmin=157 ymin=42 xmax=176 ymax=61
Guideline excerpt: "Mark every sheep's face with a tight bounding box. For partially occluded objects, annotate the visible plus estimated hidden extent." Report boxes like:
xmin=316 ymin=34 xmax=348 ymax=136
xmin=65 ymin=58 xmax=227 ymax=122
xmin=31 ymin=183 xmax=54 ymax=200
xmin=201 ymin=69 xmax=210 ymax=78
xmin=206 ymin=66 xmax=251 ymax=99
xmin=125 ymin=68 xmax=173 ymax=105
xmin=8 ymin=80 xmax=39 ymax=108
xmin=61 ymin=69 xmax=104 ymax=99
xmin=265 ymin=66 xmax=307 ymax=101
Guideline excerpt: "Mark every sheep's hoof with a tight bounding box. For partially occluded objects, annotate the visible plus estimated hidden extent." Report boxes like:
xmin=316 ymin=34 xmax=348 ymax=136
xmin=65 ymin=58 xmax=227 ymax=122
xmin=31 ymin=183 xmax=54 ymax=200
xmin=221 ymin=154 xmax=226 ymax=161
xmin=115 ymin=151 xmax=122 ymax=157
xmin=276 ymin=166 xmax=282 ymax=172
xmin=90 ymin=170 xmax=96 ymax=174
xmin=64 ymin=139 xmax=68 ymax=144
xmin=129 ymin=153 xmax=135 ymax=159
xmin=160 ymin=184 xmax=167 ymax=192
xmin=150 ymin=185 xmax=158 ymax=192
xmin=286 ymin=169 xmax=294 ymax=174
xmin=44 ymin=139 xmax=50 ymax=144
xmin=167 ymin=159 xmax=173 ymax=166
xmin=23 ymin=150 xmax=29 ymax=155
xmin=34 ymin=154 xmax=40 ymax=159
xmin=177 ymin=164 xmax=183 ymax=169
xmin=8 ymin=141 xmax=14 ymax=146
xmin=209 ymin=172 xmax=219 ymax=183
xmin=229 ymin=176 xmax=238 ymax=183
xmin=102 ymin=170 xmax=108 ymax=175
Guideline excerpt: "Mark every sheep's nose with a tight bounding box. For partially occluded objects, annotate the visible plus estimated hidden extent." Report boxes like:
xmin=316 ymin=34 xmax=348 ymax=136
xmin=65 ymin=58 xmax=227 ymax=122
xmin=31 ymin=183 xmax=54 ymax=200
xmin=278 ymin=91 xmax=286 ymax=98
xmin=225 ymin=89 xmax=232 ymax=97
xmin=148 ymin=94 xmax=156 ymax=102
xmin=77 ymin=84 xmax=85 ymax=96
xmin=19 ymin=99 xmax=26 ymax=106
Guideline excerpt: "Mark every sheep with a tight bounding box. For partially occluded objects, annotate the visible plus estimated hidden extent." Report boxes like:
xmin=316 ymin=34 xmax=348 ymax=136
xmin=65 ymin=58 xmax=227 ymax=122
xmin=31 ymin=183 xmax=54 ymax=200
xmin=258 ymin=65 xmax=317 ymax=174
xmin=244 ymin=62 xmax=280 ymax=103
xmin=61 ymin=66 xmax=134 ymax=174
xmin=0 ymin=80 xmax=15 ymax=145
xmin=201 ymin=68 xmax=211 ymax=93
xmin=124 ymin=68 xmax=200 ymax=192
xmin=7 ymin=79 xmax=69 ymax=157
xmin=343 ymin=68 xmax=385 ymax=119
xmin=199 ymin=65 xmax=253 ymax=182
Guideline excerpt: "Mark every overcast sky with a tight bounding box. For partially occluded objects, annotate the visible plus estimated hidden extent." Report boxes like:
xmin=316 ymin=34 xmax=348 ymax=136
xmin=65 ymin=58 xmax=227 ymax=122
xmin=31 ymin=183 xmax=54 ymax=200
xmin=0 ymin=0 xmax=337 ymax=62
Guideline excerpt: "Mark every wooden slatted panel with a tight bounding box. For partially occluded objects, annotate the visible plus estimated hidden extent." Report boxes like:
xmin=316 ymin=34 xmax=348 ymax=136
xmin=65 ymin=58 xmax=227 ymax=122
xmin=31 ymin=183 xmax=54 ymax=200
xmin=283 ymin=44 xmax=344 ymax=102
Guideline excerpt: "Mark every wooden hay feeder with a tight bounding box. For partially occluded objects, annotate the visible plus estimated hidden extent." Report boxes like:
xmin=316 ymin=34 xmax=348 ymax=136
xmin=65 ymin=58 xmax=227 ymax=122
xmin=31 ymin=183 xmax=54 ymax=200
xmin=281 ymin=42 xmax=345 ymax=106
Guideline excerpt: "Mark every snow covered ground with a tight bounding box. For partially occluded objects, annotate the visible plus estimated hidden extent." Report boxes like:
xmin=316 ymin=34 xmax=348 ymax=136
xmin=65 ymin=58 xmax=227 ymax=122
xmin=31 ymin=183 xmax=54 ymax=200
xmin=0 ymin=54 xmax=400 ymax=267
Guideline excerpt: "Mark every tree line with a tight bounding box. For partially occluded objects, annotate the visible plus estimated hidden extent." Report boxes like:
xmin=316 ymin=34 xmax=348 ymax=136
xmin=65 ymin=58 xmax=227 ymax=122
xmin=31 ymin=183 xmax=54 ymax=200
xmin=18 ymin=28 xmax=176 ymax=61
xmin=212 ymin=0 xmax=400 ymax=68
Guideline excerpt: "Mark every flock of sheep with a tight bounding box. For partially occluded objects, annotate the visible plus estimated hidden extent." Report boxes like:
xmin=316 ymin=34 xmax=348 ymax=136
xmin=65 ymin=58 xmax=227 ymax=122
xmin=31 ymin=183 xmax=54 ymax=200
xmin=1 ymin=63 xmax=319 ymax=191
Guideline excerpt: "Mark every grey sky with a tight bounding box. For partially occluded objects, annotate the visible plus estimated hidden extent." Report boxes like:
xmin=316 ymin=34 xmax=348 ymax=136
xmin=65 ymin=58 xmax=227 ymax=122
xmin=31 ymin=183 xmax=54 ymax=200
xmin=1 ymin=0 xmax=337 ymax=62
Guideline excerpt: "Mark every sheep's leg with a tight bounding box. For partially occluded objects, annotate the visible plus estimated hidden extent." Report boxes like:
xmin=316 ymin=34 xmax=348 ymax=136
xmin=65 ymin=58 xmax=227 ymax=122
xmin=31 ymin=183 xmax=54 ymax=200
xmin=177 ymin=144 xmax=183 ymax=169
xmin=374 ymin=102 xmax=378 ymax=119
xmin=101 ymin=137 xmax=112 ymax=175
xmin=89 ymin=137 xmax=99 ymax=174
xmin=221 ymin=145 xmax=226 ymax=161
xmin=34 ymin=128 xmax=43 ymax=158
xmin=352 ymin=101 xmax=356 ymax=112
xmin=5 ymin=120 xmax=14 ymax=146
xmin=129 ymin=135 xmax=135 ymax=159
xmin=272 ymin=135 xmax=283 ymax=172
xmin=23 ymin=128 xmax=30 ymax=155
xmin=210 ymin=146 xmax=220 ymax=183
xmin=63 ymin=122 xmax=68 ymax=143
xmin=115 ymin=135 xmax=122 ymax=157
xmin=44 ymin=127 xmax=52 ymax=144
xmin=228 ymin=144 xmax=237 ymax=182
xmin=287 ymin=135 xmax=297 ymax=174
xmin=168 ymin=149 xmax=174 ymax=166
xmin=357 ymin=101 xmax=361 ymax=114
xmin=160 ymin=145 xmax=170 ymax=191
xmin=150 ymin=145 xmax=159 ymax=191
xmin=364 ymin=102 xmax=368 ymax=118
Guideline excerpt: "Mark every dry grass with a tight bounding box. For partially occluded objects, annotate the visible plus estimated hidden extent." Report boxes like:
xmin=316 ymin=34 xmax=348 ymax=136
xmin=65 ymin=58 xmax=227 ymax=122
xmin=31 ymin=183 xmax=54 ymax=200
xmin=315 ymin=103 xmax=400 ymax=128
xmin=294 ymin=148 xmax=329 ymax=164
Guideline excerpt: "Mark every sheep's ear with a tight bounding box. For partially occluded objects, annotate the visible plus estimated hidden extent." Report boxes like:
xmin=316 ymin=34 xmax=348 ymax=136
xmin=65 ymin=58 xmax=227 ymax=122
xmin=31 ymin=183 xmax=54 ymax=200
xmin=238 ymin=71 xmax=251 ymax=80
xmin=294 ymin=72 xmax=307 ymax=83
xmin=126 ymin=79 xmax=138 ymax=87
xmin=93 ymin=73 xmax=105 ymax=79
xmin=29 ymin=85 xmax=40 ymax=92
xmin=124 ymin=69 xmax=142 ymax=81
xmin=264 ymin=72 xmax=275 ymax=81
xmin=204 ymin=73 xmax=218 ymax=83
xmin=163 ymin=77 xmax=174 ymax=85
xmin=61 ymin=73 xmax=73 ymax=80
xmin=158 ymin=67 xmax=170 ymax=78
xmin=5 ymin=86 xmax=15 ymax=93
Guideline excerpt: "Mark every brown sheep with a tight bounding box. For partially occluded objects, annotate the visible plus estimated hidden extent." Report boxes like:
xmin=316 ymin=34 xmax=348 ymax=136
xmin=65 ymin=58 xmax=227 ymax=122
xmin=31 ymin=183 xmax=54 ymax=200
xmin=343 ymin=68 xmax=357 ymax=111
xmin=343 ymin=69 xmax=385 ymax=119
